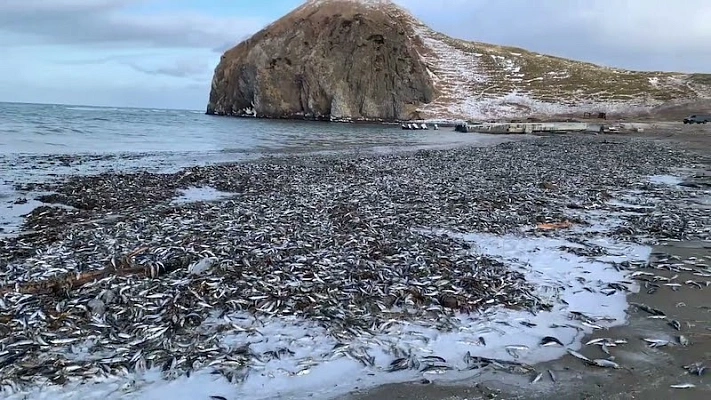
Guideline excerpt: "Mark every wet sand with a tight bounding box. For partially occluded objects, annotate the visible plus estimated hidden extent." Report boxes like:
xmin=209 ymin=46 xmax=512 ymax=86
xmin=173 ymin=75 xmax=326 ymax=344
xmin=343 ymin=127 xmax=711 ymax=400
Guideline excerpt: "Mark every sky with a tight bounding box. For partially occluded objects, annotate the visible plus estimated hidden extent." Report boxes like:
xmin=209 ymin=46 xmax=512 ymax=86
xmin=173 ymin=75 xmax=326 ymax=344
xmin=1 ymin=0 xmax=710 ymax=110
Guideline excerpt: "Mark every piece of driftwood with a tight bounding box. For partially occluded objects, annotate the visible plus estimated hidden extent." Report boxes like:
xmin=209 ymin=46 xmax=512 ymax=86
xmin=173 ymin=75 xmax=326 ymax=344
xmin=536 ymin=221 xmax=573 ymax=231
xmin=0 ymin=247 xmax=163 ymax=296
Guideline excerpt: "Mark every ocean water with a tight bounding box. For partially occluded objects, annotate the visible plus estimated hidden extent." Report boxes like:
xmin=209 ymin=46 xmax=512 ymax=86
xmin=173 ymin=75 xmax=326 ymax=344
xmin=0 ymin=101 xmax=517 ymax=235
xmin=0 ymin=101 xmax=502 ymax=157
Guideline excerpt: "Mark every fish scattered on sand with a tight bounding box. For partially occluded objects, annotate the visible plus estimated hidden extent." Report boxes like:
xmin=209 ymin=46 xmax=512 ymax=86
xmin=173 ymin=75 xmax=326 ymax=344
xmin=0 ymin=136 xmax=708 ymax=395
xmin=670 ymin=383 xmax=696 ymax=389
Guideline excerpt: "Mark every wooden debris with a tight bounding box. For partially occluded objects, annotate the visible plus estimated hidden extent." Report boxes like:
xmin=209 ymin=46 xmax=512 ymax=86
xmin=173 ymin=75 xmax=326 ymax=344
xmin=0 ymin=247 xmax=161 ymax=296
xmin=536 ymin=221 xmax=573 ymax=231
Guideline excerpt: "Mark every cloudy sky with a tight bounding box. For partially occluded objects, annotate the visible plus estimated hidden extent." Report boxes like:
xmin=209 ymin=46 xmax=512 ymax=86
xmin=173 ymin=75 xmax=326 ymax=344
xmin=1 ymin=0 xmax=709 ymax=110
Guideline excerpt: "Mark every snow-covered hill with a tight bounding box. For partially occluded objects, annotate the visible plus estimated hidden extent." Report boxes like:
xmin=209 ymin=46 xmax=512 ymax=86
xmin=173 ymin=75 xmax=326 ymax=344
xmin=209 ymin=0 xmax=711 ymax=121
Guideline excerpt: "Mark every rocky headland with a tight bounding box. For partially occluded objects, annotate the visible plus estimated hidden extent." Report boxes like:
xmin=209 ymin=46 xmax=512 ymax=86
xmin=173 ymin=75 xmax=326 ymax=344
xmin=207 ymin=0 xmax=711 ymax=122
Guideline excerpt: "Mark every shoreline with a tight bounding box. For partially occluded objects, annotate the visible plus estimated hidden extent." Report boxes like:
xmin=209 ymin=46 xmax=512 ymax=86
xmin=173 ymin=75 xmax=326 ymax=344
xmin=203 ymin=108 xmax=691 ymax=128
xmin=0 ymin=132 xmax=709 ymax=399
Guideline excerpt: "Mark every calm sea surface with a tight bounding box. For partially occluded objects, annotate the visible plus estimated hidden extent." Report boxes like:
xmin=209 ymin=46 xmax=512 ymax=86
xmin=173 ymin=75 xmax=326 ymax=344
xmin=0 ymin=102 xmax=492 ymax=156
xmin=0 ymin=101 xmax=513 ymax=235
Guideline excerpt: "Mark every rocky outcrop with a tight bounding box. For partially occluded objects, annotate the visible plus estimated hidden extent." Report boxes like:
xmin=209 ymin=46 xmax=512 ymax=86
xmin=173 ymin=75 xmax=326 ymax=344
xmin=208 ymin=0 xmax=711 ymax=121
xmin=207 ymin=0 xmax=435 ymax=121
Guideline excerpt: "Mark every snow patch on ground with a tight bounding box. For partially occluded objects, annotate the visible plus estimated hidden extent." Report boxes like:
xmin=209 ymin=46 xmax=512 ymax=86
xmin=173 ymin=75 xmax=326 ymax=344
xmin=648 ymin=175 xmax=683 ymax=186
xmin=409 ymin=25 xmax=664 ymax=120
xmin=412 ymin=26 xmax=488 ymax=112
xmin=171 ymin=186 xmax=236 ymax=204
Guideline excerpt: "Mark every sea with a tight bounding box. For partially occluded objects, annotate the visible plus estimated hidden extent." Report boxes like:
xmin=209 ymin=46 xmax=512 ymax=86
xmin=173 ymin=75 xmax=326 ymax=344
xmin=0 ymin=101 xmax=497 ymax=158
xmin=0 ymin=101 xmax=509 ymax=236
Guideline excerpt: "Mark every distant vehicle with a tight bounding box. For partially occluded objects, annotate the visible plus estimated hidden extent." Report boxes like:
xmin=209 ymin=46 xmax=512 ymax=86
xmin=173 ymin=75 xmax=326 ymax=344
xmin=683 ymin=115 xmax=711 ymax=124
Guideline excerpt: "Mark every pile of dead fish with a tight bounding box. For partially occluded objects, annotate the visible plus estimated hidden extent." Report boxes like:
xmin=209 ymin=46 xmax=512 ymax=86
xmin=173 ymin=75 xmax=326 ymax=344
xmin=0 ymin=135 xmax=708 ymax=389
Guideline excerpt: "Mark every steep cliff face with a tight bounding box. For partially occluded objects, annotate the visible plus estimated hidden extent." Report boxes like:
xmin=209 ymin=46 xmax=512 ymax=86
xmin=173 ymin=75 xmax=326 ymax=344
xmin=207 ymin=0 xmax=435 ymax=121
xmin=208 ymin=0 xmax=711 ymax=121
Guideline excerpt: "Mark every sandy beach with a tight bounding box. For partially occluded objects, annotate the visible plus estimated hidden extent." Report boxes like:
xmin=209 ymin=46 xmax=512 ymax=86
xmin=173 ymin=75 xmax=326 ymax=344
xmin=0 ymin=125 xmax=709 ymax=400
xmin=345 ymin=126 xmax=711 ymax=400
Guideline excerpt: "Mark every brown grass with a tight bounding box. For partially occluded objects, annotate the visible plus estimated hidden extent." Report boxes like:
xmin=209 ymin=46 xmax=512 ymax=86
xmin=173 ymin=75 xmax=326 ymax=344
xmin=436 ymin=33 xmax=707 ymax=102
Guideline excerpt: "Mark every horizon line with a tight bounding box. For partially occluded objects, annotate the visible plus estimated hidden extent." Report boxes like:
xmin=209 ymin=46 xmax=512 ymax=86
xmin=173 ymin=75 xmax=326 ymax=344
xmin=0 ymin=100 xmax=203 ymax=113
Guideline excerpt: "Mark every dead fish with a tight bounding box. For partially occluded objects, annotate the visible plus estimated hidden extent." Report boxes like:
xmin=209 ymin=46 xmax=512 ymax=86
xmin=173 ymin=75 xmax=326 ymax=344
xmin=548 ymin=369 xmax=556 ymax=382
xmin=630 ymin=302 xmax=665 ymax=316
xmin=420 ymin=355 xmax=447 ymax=364
xmin=421 ymin=364 xmax=452 ymax=374
xmin=600 ymin=344 xmax=611 ymax=356
xmin=540 ymin=336 xmax=564 ymax=347
xmin=668 ymin=319 xmax=681 ymax=331
xmin=388 ymin=357 xmax=409 ymax=372
xmin=683 ymin=361 xmax=707 ymax=376
xmin=678 ymin=335 xmax=690 ymax=346
xmin=581 ymin=321 xmax=605 ymax=330
xmin=505 ymin=345 xmax=530 ymax=351
xmin=506 ymin=348 xmax=521 ymax=359
xmin=586 ymin=337 xmax=614 ymax=346
xmin=566 ymin=349 xmax=590 ymax=362
xmin=670 ymin=383 xmax=696 ymax=389
xmin=530 ymin=372 xmax=543 ymax=384
xmin=643 ymin=338 xmax=671 ymax=348
xmin=686 ymin=280 xmax=703 ymax=289
xmin=588 ymin=359 xmax=620 ymax=369
xmin=506 ymin=344 xmax=529 ymax=358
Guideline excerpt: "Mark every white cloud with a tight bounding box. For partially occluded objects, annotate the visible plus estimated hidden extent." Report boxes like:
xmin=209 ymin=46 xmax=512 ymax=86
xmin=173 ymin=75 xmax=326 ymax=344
xmin=0 ymin=0 xmax=268 ymax=49
xmin=397 ymin=0 xmax=711 ymax=72
xmin=123 ymin=58 xmax=211 ymax=79
xmin=2 ymin=0 xmax=710 ymax=71
xmin=1 ymin=0 xmax=710 ymax=109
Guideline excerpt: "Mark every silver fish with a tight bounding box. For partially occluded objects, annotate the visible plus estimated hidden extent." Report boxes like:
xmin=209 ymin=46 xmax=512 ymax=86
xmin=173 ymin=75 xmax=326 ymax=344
xmin=540 ymin=336 xmax=564 ymax=347
xmin=530 ymin=372 xmax=543 ymax=384
xmin=588 ymin=359 xmax=620 ymax=369
xmin=643 ymin=338 xmax=671 ymax=348
xmin=548 ymin=369 xmax=556 ymax=382
xmin=670 ymin=383 xmax=696 ymax=389
xmin=566 ymin=349 xmax=590 ymax=362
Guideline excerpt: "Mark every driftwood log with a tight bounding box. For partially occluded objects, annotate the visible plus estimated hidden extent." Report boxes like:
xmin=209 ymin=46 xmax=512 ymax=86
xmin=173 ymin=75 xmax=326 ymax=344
xmin=0 ymin=247 xmax=176 ymax=296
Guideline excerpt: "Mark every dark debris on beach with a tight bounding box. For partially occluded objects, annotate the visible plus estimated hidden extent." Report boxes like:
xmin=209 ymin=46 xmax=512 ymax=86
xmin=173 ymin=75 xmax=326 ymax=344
xmin=0 ymin=134 xmax=708 ymax=388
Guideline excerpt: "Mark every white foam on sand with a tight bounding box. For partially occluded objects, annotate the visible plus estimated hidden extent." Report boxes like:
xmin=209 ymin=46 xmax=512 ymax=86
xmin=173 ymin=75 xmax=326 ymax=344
xmin=4 ymin=231 xmax=651 ymax=400
xmin=170 ymin=186 xmax=235 ymax=204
